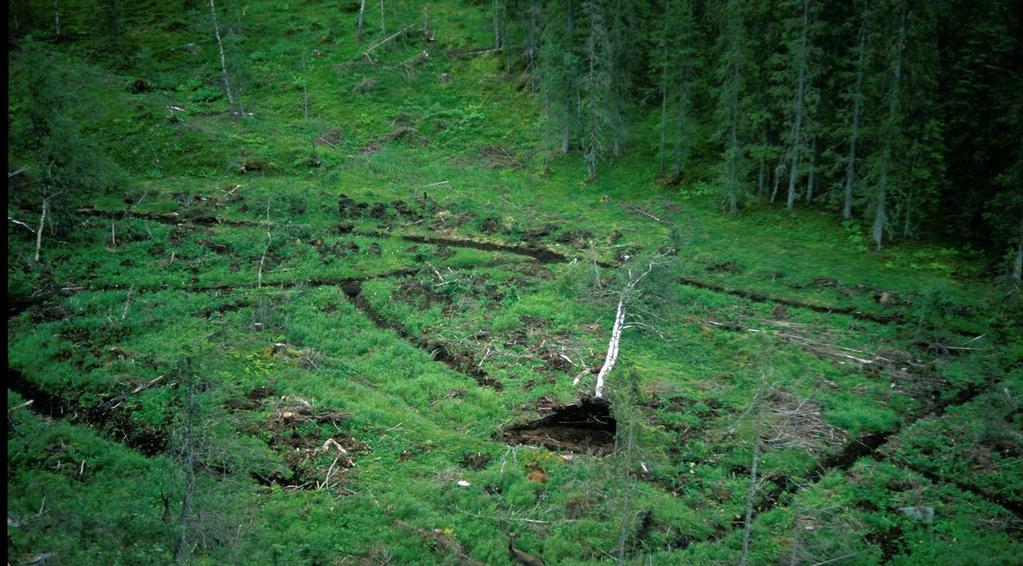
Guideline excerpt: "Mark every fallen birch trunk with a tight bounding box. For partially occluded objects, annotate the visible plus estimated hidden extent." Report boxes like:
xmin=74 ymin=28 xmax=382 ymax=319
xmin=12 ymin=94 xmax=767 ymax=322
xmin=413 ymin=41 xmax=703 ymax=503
xmin=593 ymin=295 xmax=626 ymax=399
xmin=575 ymin=248 xmax=673 ymax=398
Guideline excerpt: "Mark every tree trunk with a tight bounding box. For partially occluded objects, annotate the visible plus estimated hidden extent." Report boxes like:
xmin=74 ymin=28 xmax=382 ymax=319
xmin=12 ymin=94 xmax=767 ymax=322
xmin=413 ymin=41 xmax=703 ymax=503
xmin=805 ymin=136 xmax=816 ymax=202
xmin=174 ymin=385 xmax=196 ymax=563
xmin=356 ymin=0 xmax=367 ymax=41
xmin=595 ymin=296 xmax=625 ymax=399
xmin=526 ymin=0 xmax=538 ymax=78
xmin=757 ymin=140 xmax=766 ymax=196
xmin=673 ymin=104 xmax=684 ymax=177
xmin=903 ymin=183 xmax=914 ymax=238
xmin=585 ymin=2 xmax=600 ymax=180
xmin=492 ymin=0 xmax=501 ymax=49
xmin=658 ymin=49 xmax=668 ymax=175
xmin=609 ymin=0 xmax=624 ymax=160
xmin=785 ymin=0 xmax=810 ymax=210
xmin=209 ymin=0 xmax=237 ymax=116
xmin=542 ymin=68 xmax=552 ymax=175
xmin=561 ymin=3 xmax=576 ymax=156
xmin=34 ymin=198 xmax=48 ymax=263
xmin=53 ymin=0 xmax=60 ymax=37
xmin=379 ymin=0 xmax=385 ymax=36
xmin=771 ymin=158 xmax=784 ymax=203
xmin=739 ymin=400 xmax=763 ymax=566
xmin=873 ymin=7 xmax=906 ymax=250
xmin=843 ymin=0 xmax=869 ymax=219
xmin=725 ymin=1 xmax=744 ymax=214
xmin=1013 ymin=217 xmax=1023 ymax=283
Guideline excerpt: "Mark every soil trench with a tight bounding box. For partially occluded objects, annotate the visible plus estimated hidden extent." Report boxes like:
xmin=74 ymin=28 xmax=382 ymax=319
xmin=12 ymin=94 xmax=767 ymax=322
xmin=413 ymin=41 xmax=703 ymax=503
xmin=7 ymin=368 xmax=169 ymax=456
xmin=74 ymin=207 xmax=590 ymax=267
xmin=340 ymin=281 xmax=503 ymax=390
xmin=499 ymin=397 xmax=616 ymax=455
xmin=678 ymin=276 xmax=900 ymax=324
xmin=676 ymin=371 xmax=1011 ymax=551
xmin=7 ymin=261 xmax=530 ymax=320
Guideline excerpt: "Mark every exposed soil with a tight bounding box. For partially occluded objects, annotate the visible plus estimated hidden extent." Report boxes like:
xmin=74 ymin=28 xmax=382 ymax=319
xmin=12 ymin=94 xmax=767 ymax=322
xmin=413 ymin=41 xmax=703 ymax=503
xmin=341 ymin=280 xmax=503 ymax=390
xmin=673 ymin=367 xmax=1012 ymax=551
xmin=679 ymin=276 xmax=902 ymax=324
xmin=7 ymin=368 xmax=169 ymax=456
xmin=499 ymin=397 xmax=616 ymax=455
xmin=251 ymin=398 xmax=367 ymax=490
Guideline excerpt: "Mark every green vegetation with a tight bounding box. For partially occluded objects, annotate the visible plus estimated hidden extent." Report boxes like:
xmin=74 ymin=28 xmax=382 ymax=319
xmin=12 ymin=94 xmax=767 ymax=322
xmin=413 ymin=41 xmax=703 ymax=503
xmin=7 ymin=1 xmax=1022 ymax=564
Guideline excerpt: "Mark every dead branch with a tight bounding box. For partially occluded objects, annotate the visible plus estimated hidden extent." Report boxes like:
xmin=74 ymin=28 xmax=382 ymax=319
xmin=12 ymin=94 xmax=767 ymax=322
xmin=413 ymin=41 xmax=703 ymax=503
xmin=105 ymin=375 xmax=166 ymax=410
xmin=119 ymin=285 xmax=134 ymax=322
xmin=8 ymin=216 xmax=36 ymax=233
xmin=8 ymin=165 xmax=30 ymax=178
xmin=8 ymin=399 xmax=35 ymax=413
xmin=620 ymin=202 xmax=665 ymax=224
xmin=257 ymin=199 xmax=272 ymax=288
xmin=362 ymin=24 xmax=413 ymax=58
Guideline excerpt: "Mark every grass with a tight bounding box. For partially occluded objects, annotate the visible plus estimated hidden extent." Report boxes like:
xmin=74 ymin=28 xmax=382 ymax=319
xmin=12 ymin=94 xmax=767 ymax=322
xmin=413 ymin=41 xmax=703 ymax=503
xmin=7 ymin=1 xmax=1022 ymax=564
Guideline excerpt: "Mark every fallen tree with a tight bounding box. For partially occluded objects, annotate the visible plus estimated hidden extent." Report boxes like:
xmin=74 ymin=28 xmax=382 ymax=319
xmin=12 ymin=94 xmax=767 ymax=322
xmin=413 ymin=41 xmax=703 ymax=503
xmin=576 ymin=248 xmax=675 ymax=398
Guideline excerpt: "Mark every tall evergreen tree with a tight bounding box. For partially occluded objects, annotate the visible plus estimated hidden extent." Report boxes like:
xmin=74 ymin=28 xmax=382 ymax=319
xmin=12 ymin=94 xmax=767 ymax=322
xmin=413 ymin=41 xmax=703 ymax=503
xmin=715 ymin=0 xmax=750 ymax=212
xmin=842 ymin=0 xmax=870 ymax=219
xmin=657 ymin=0 xmax=698 ymax=181
xmin=582 ymin=0 xmax=612 ymax=179
xmin=782 ymin=0 xmax=819 ymax=210
xmin=868 ymin=0 xmax=907 ymax=249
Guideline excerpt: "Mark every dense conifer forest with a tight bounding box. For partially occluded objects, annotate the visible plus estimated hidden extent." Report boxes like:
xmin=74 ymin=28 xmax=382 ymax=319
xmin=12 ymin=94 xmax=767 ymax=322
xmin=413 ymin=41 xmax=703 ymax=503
xmin=7 ymin=1 xmax=1022 ymax=564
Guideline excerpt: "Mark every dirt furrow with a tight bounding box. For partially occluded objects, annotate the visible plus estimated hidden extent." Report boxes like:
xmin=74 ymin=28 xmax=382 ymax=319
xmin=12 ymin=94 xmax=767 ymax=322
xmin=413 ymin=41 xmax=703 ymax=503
xmin=7 ymin=368 xmax=169 ymax=456
xmin=340 ymin=280 xmax=503 ymax=390
xmin=678 ymin=276 xmax=901 ymax=324
xmin=675 ymin=373 xmax=1007 ymax=552
xmin=75 ymin=207 xmax=589 ymax=267
xmin=8 ymin=262 xmax=528 ymax=319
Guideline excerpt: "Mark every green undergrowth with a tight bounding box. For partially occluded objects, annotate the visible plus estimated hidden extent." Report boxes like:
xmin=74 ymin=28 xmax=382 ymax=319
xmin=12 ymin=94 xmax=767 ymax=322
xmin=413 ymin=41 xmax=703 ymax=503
xmin=7 ymin=1 xmax=1022 ymax=564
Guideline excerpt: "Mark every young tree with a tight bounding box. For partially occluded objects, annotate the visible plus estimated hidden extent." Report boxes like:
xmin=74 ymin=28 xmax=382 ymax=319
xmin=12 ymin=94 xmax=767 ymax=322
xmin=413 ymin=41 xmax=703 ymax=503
xmin=8 ymin=41 xmax=119 ymax=264
xmin=209 ymin=0 xmax=239 ymax=116
xmin=356 ymin=0 xmax=367 ymax=41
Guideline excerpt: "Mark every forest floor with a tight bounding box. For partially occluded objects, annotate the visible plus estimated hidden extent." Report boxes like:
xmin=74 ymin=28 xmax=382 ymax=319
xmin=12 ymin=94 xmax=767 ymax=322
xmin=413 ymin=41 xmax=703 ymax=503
xmin=7 ymin=1 xmax=1022 ymax=565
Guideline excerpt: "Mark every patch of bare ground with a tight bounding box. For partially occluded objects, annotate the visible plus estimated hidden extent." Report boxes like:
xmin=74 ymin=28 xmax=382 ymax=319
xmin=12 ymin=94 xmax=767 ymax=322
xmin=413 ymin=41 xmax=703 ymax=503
xmin=249 ymin=397 xmax=367 ymax=491
xmin=8 ymin=368 xmax=169 ymax=456
xmin=499 ymin=397 xmax=616 ymax=455
xmin=341 ymin=280 xmax=503 ymax=390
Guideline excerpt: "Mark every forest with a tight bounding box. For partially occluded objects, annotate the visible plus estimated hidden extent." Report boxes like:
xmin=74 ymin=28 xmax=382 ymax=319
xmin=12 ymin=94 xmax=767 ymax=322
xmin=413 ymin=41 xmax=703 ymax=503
xmin=6 ymin=0 xmax=1023 ymax=564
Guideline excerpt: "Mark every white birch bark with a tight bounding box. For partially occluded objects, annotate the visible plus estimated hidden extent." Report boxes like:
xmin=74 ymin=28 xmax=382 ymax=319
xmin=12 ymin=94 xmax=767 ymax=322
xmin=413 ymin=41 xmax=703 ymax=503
xmin=209 ymin=0 xmax=236 ymax=115
xmin=34 ymin=198 xmax=48 ymax=263
xmin=356 ymin=0 xmax=367 ymax=41
xmin=594 ymin=296 xmax=625 ymax=398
